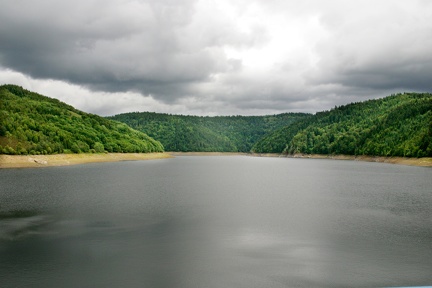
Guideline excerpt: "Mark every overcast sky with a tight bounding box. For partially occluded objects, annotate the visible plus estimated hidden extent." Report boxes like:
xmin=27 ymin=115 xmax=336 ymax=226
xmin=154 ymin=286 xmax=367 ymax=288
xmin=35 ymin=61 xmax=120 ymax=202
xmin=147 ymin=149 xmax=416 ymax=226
xmin=1 ymin=0 xmax=431 ymax=116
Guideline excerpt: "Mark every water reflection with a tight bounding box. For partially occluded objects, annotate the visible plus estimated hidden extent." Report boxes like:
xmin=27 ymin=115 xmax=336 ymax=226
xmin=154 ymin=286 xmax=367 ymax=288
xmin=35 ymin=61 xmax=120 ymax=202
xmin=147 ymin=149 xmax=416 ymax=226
xmin=0 ymin=210 xmax=54 ymax=240
xmin=1 ymin=157 xmax=431 ymax=288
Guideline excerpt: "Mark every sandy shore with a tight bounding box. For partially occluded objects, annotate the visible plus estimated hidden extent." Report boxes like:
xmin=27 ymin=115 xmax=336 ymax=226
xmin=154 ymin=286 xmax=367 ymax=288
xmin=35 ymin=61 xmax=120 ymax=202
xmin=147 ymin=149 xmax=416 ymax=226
xmin=1 ymin=152 xmax=431 ymax=168
xmin=0 ymin=153 xmax=173 ymax=168
xmin=168 ymin=152 xmax=249 ymax=157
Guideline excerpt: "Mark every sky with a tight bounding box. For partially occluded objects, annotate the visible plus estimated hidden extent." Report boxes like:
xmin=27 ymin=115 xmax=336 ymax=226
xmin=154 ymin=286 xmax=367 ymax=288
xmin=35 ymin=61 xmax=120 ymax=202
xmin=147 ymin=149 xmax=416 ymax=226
xmin=1 ymin=0 xmax=432 ymax=116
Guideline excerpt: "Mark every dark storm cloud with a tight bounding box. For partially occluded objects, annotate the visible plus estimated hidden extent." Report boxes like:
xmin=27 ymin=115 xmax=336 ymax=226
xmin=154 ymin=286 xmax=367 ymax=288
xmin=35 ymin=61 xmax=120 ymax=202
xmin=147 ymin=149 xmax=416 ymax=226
xmin=0 ymin=0 xmax=261 ymax=103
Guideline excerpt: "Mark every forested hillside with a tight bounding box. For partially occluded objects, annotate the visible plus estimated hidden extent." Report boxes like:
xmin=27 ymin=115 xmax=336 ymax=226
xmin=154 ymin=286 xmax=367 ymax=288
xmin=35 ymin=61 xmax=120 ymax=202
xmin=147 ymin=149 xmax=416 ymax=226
xmin=252 ymin=93 xmax=432 ymax=157
xmin=0 ymin=85 xmax=164 ymax=155
xmin=108 ymin=112 xmax=309 ymax=152
xmin=2 ymin=84 xmax=429 ymax=157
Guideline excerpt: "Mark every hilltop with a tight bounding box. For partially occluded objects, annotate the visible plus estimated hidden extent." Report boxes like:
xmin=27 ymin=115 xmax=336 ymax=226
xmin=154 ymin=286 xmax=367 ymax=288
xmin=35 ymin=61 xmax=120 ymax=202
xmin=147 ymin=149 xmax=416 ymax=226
xmin=0 ymin=85 xmax=163 ymax=155
xmin=252 ymin=93 xmax=432 ymax=157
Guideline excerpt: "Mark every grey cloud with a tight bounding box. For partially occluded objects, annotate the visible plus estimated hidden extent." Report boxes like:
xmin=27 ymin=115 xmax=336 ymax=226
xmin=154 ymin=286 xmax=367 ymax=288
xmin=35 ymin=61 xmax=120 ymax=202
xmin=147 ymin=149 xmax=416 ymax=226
xmin=1 ymin=0 xmax=431 ymax=116
xmin=308 ymin=1 xmax=432 ymax=94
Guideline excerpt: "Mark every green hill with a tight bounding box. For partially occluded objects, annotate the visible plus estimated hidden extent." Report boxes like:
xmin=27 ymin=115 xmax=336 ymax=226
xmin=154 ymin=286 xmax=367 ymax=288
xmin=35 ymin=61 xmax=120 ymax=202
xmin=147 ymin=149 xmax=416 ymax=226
xmin=0 ymin=85 xmax=164 ymax=155
xmin=252 ymin=93 xmax=432 ymax=157
xmin=3 ymin=85 xmax=429 ymax=158
xmin=108 ymin=112 xmax=309 ymax=152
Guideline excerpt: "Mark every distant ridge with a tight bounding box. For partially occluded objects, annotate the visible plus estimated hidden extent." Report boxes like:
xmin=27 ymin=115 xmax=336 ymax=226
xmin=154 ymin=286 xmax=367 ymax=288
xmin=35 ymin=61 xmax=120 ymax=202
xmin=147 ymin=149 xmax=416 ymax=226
xmin=108 ymin=112 xmax=309 ymax=152
xmin=0 ymin=85 xmax=164 ymax=155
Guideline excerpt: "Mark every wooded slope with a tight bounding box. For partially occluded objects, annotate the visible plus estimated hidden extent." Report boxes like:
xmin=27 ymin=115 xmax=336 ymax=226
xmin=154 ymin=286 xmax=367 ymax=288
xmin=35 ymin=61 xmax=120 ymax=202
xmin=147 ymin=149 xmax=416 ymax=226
xmin=0 ymin=85 xmax=164 ymax=155
xmin=252 ymin=93 xmax=432 ymax=157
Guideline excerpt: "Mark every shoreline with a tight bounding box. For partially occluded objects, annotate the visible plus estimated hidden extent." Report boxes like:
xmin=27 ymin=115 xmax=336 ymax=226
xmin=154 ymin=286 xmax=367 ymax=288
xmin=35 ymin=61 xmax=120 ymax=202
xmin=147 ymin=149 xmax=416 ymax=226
xmin=0 ymin=153 xmax=173 ymax=169
xmin=171 ymin=152 xmax=432 ymax=167
xmin=168 ymin=152 xmax=250 ymax=157
xmin=250 ymin=153 xmax=432 ymax=167
xmin=0 ymin=152 xmax=431 ymax=168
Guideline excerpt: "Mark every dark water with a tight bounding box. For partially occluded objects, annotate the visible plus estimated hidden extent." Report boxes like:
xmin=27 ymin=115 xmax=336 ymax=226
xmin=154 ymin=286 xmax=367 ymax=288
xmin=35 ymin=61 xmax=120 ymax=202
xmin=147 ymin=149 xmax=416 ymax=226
xmin=0 ymin=156 xmax=431 ymax=288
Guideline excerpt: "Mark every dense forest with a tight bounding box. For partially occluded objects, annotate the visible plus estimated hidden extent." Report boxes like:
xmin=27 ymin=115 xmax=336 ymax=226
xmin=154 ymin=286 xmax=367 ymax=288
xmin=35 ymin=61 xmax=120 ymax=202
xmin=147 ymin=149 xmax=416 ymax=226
xmin=0 ymin=85 xmax=164 ymax=155
xmin=108 ymin=112 xmax=309 ymax=152
xmin=252 ymin=93 xmax=432 ymax=157
xmin=1 ymin=84 xmax=430 ymax=157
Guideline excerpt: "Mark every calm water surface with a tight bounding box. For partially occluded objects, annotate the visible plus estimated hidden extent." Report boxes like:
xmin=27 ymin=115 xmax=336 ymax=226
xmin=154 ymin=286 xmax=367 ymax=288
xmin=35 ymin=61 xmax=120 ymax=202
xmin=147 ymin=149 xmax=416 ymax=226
xmin=1 ymin=156 xmax=431 ymax=288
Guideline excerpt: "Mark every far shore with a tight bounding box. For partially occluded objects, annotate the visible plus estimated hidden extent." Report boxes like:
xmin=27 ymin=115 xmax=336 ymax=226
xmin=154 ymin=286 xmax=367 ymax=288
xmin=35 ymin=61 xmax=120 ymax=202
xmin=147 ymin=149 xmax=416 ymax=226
xmin=250 ymin=153 xmax=432 ymax=167
xmin=0 ymin=152 xmax=431 ymax=168
xmin=0 ymin=153 xmax=173 ymax=169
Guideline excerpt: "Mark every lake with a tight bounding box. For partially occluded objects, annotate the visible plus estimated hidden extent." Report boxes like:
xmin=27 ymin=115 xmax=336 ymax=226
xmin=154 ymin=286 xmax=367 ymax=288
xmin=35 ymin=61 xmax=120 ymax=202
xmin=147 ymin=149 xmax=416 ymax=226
xmin=1 ymin=156 xmax=431 ymax=288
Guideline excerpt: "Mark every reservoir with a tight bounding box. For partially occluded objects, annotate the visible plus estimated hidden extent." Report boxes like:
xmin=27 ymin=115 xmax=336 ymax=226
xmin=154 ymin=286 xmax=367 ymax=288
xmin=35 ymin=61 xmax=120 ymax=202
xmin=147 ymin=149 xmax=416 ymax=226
xmin=1 ymin=156 xmax=431 ymax=287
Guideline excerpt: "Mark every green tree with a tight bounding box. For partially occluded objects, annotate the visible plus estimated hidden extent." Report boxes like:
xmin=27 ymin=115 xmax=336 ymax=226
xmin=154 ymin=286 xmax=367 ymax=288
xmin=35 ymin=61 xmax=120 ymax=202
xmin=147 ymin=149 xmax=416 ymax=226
xmin=93 ymin=142 xmax=105 ymax=153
